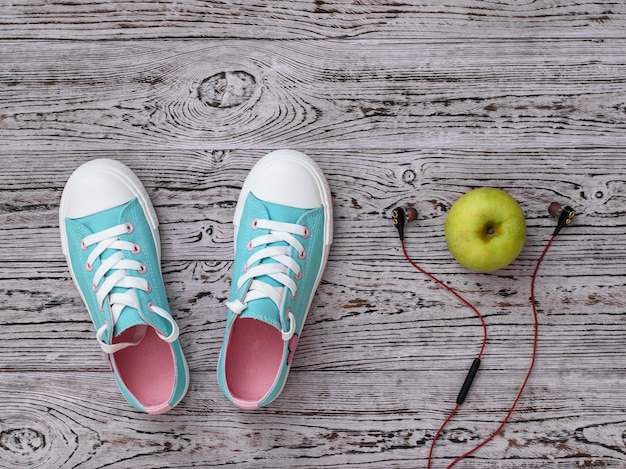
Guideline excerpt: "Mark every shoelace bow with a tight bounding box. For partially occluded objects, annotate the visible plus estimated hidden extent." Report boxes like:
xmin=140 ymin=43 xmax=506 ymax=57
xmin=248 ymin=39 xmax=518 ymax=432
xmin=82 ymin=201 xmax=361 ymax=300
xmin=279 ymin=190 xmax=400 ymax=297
xmin=226 ymin=218 xmax=308 ymax=341
xmin=81 ymin=222 xmax=179 ymax=354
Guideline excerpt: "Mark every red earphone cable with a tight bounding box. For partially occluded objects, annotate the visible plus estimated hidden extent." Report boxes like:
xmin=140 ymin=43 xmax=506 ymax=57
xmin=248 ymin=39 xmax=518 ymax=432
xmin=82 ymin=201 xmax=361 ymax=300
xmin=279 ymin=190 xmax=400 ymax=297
xmin=400 ymin=241 xmax=488 ymax=359
xmin=402 ymin=235 xmax=555 ymax=468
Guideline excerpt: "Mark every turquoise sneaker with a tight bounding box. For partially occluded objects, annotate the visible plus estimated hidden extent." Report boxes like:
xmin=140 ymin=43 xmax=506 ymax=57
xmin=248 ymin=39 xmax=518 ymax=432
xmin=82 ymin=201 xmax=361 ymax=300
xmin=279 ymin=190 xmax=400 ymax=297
xmin=59 ymin=159 xmax=189 ymax=414
xmin=217 ymin=150 xmax=333 ymax=409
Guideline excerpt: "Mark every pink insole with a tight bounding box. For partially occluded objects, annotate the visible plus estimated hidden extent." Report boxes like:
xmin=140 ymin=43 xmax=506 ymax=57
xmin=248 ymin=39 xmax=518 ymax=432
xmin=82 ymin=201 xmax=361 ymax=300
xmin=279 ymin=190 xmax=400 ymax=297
xmin=113 ymin=326 xmax=175 ymax=407
xmin=225 ymin=318 xmax=283 ymax=403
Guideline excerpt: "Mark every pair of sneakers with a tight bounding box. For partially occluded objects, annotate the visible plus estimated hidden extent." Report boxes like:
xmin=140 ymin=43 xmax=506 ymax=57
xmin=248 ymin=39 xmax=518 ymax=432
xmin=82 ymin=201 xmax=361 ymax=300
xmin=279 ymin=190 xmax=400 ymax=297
xmin=59 ymin=150 xmax=333 ymax=413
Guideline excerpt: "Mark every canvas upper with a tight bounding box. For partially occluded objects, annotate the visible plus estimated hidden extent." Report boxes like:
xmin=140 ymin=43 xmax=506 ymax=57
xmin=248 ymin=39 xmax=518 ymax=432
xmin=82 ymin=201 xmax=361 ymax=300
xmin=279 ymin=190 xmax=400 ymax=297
xmin=60 ymin=159 xmax=189 ymax=414
xmin=217 ymin=150 xmax=333 ymax=409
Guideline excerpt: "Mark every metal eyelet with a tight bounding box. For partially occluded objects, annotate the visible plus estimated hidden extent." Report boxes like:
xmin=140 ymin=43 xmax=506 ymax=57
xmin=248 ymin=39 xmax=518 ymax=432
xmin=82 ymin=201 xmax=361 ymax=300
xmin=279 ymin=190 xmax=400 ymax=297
xmin=131 ymin=243 xmax=141 ymax=255
xmin=298 ymin=249 xmax=306 ymax=260
xmin=124 ymin=222 xmax=134 ymax=234
xmin=302 ymin=226 xmax=310 ymax=239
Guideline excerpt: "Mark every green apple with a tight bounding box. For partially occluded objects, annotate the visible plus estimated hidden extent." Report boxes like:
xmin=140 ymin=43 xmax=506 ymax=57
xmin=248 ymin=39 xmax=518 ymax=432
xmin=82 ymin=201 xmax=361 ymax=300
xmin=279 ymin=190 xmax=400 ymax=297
xmin=444 ymin=188 xmax=526 ymax=272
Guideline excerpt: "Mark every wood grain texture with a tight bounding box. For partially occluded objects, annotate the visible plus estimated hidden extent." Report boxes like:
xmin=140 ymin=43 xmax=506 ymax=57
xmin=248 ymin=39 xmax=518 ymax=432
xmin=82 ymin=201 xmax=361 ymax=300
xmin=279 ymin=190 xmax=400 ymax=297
xmin=1 ymin=150 xmax=626 ymax=467
xmin=3 ymin=1 xmax=626 ymax=467
xmin=1 ymin=371 xmax=626 ymax=468
xmin=0 ymin=1 xmax=625 ymax=40
xmin=0 ymin=150 xmax=623 ymax=263
xmin=2 ymin=39 xmax=626 ymax=151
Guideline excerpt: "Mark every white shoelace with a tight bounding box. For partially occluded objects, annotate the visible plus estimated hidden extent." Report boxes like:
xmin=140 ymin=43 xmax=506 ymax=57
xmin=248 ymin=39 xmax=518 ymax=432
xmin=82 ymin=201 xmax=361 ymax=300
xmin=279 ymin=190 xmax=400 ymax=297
xmin=226 ymin=218 xmax=308 ymax=341
xmin=81 ymin=222 xmax=179 ymax=354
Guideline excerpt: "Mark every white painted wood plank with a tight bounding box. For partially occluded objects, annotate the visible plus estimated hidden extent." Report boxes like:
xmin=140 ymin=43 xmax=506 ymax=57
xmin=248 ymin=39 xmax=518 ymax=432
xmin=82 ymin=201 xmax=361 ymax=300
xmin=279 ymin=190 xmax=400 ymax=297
xmin=1 ymin=370 xmax=625 ymax=467
xmin=1 ymin=150 xmax=623 ymax=264
xmin=1 ymin=258 xmax=624 ymax=372
xmin=1 ymin=1 xmax=624 ymax=40
xmin=2 ymin=40 xmax=626 ymax=151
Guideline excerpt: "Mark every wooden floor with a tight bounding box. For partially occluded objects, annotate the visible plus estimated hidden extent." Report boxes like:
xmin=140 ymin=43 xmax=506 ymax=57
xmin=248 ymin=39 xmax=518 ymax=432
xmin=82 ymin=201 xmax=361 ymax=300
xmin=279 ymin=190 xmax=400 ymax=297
xmin=2 ymin=1 xmax=626 ymax=467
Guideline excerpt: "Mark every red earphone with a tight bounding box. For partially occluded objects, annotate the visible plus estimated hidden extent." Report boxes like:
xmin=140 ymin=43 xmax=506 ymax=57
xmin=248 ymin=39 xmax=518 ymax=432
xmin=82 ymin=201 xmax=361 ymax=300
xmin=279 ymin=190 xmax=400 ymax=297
xmin=392 ymin=200 xmax=576 ymax=467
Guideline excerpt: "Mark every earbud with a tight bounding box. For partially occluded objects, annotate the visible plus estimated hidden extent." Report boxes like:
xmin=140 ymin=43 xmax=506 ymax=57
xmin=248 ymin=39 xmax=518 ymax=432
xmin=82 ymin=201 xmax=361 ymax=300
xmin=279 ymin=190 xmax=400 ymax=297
xmin=548 ymin=202 xmax=575 ymax=236
xmin=391 ymin=206 xmax=418 ymax=240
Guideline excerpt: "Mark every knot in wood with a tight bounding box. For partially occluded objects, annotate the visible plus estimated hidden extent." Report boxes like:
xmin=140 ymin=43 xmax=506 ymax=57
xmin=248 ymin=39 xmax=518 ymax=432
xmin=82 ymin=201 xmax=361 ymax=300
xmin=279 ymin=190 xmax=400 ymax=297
xmin=212 ymin=150 xmax=227 ymax=162
xmin=0 ymin=428 xmax=46 ymax=454
xmin=402 ymin=169 xmax=417 ymax=185
xmin=197 ymin=71 xmax=257 ymax=108
xmin=587 ymin=182 xmax=610 ymax=203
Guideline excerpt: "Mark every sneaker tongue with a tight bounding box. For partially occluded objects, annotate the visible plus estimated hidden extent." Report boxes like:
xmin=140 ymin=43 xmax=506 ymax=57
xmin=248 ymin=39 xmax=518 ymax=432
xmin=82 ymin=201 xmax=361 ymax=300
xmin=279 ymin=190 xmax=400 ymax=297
xmin=110 ymin=293 xmax=170 ymax=339
xmin=252 ymin=197 xmax=310 ymax=294
xmin=112 ymin=301 xmax=145 ymax=337
xmin=239 ymin=297 xmax=283 ymax=330
xmin=72 ymin=198 xmax=152 ymax=338
xmin=239 ymin=195 xmax=310 ymax=329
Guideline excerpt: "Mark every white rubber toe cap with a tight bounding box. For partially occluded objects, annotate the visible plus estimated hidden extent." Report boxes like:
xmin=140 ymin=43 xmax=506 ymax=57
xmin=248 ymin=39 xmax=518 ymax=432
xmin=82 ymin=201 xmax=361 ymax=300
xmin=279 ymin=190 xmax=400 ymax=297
xmin=241 ymin=149 xmax=331 ymax=210
xmin=61 ymin=159 xmax=140 ymax=219
xmin=234 ymin=150 xmax=333 ymax=245
xmin=59 ymin=159 xmax=159 ymax=257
